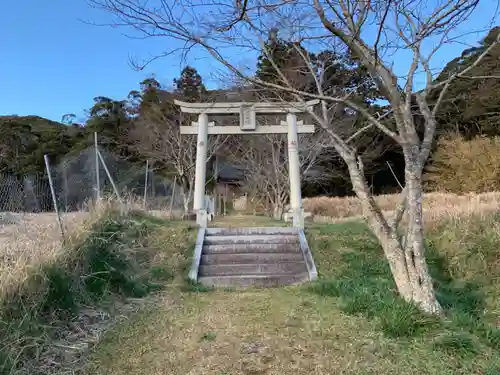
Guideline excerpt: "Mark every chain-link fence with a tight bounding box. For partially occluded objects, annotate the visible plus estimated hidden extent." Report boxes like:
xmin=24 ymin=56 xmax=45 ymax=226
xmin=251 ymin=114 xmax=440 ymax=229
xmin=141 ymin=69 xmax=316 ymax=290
xmin=53 ymin=145 xmax=186 ymax=218
xmin=0 ymin=133 xmax=188 ymax=335
xmin=0 ymin=134 xmax=186 ymax=260
xmin=0 ymin=174 xmax=52 ymax=216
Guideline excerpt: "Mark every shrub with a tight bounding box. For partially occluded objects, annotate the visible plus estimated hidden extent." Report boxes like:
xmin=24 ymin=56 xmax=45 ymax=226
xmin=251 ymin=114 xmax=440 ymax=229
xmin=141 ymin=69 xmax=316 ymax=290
xmin=425 ymin=135 xmax=500 ymax=193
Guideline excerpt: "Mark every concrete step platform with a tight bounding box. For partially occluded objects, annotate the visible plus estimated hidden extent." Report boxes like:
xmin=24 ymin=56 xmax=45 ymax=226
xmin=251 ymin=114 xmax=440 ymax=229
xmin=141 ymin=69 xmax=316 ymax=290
xmin=189 ymin=226 xmax=317 ymax=288
xmin=198 ymin=273 xmax=310 ymax=288
xmin=204 ymin=235 xmax=299 ymax=245
xmin=199 ymin=262 xmax=308 ymax=277
xmin=206 ymin=227 xmax=298 ymax=236
xmin=203 ymin=243 xmax=301 ymax=254
xmin=200 ymin=252 xmax=304 ymax=265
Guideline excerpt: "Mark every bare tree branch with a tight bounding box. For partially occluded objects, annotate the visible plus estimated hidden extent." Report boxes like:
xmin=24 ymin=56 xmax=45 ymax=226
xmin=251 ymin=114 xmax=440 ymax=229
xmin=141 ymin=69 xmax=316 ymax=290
xmin=89 ymin=0 xmax=500 ymax=315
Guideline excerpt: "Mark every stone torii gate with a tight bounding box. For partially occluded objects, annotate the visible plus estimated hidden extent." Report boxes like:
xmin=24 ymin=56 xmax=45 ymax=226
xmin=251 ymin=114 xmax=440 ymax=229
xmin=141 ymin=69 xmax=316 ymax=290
xmin=174 ymin=99 xmax=319 ymax=228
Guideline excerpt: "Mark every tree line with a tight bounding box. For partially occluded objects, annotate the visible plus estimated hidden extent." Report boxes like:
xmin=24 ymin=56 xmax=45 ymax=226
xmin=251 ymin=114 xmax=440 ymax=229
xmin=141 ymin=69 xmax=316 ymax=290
xmin=1 ymin=27 xmax=498 ymax=209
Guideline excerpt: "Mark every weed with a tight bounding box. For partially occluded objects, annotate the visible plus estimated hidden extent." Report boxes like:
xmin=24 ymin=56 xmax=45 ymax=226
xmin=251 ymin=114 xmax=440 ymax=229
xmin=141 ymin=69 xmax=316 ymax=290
xmin=482 ymin=364 xmax=500 ymax=375
xmin=150 ymin=266 xmax=174 ymax=282
xmin=200 ymin=331 xmax=217 ymax=342
xmin=377 ymin=299 xmax=440 ymax=337
xmin=41 ymin=265 xmax=76 ymax=317
xmin=474 ymin=324 xmax=500 ymax=349
xmin=181 ymin=278 xmax=214 ymax=293
xmin=433 ymin=332 xmax=479 ymax=356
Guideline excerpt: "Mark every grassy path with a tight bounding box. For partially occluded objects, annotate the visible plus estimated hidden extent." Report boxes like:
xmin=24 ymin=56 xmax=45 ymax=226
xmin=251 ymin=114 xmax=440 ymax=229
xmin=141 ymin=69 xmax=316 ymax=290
xmin=85 ymin=286 xmax=487 ymax=375
xmin=85 ymin=289 xmax=404 ymax=375
xmin=82 ymin=216 xmax=500 ymax=375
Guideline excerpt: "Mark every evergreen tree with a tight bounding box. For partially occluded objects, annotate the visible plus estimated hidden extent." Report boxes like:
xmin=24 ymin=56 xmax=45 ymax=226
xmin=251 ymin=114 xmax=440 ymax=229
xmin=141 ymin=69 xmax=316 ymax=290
xmin=86 ymin=96 xmax=130 ymax=155
xmin=173 ymin=66 xmax=207 ymax=102
xmin=256 ymin=32 xmax=312 ymax=99
xmin=256 ymin=31 xmax=381 ymax=104
xmin=430 ymin=27 xmax=500 ymax=138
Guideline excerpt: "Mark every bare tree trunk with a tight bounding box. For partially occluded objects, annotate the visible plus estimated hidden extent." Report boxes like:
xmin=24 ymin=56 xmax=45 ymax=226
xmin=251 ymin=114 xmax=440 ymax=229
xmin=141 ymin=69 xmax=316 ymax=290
xmin=180 ymin=181 xmax=192 ymax=215
xmin=402 ymin=151 xmax=442 ymax=314
xmin=272 ymin=201 xmax=284 ymax=220
xmin=183 ymin=196 xmax=190 ymax=215
xmin=344 ymin=153 xmax=442 ymax=314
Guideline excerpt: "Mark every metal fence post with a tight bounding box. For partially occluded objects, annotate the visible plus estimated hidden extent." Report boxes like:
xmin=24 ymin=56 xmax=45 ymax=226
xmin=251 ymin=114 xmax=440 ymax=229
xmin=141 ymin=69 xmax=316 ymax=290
xmin=143 ymin=160 xmax=149 ymax=210
xmin=97 ymin=149 xmax=124 ymax=213
xmin=44 ymin=154 xmax=65 ymax=243
xmin=94 ymin=132 xmax=100 ymax=202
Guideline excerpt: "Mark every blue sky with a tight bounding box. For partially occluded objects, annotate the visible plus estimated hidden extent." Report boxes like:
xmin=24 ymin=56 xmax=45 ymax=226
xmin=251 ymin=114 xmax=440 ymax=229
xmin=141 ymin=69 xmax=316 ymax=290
xmin=0 ymin=0 xmax=219 ymax=122
xmin=0 ymin=0 xmax=498 ymax=123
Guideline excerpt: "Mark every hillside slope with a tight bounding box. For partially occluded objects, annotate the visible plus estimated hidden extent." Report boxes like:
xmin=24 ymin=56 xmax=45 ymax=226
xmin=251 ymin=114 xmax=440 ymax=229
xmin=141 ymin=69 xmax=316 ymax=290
xmin=431 ymin=26 xmax=500 ymax=137
xmin=0 ymin=115 xmax=85 ymax=176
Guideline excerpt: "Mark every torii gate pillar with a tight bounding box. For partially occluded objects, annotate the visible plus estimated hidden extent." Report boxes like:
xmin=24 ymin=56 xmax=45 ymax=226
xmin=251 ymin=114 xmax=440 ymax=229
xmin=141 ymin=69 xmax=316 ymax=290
xmin=193 ymin=113 xmax=209 ymax=227
xmin=286 ymin=113 xmax=304 ymax=228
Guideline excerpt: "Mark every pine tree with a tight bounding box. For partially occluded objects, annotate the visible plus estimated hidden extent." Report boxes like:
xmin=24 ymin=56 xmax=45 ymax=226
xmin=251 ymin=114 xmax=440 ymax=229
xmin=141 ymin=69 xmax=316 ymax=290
xmin=140 ymin=77 xmax=162 ymax=106
xmin=173 ymin=66 xmax=207 ymax=102
xmin=255 ymin=31 xmax=379 ymax=104
xmin=256 ymin=32 xmax=312 ymax=99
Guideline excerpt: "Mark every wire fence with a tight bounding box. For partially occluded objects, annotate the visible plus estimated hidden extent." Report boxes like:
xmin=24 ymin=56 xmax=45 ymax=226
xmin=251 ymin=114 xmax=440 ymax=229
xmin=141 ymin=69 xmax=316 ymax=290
xmin=0 ymin=133 xmax=186 ymax=252
xmin=54 ymin=146 xmax=185 ymax=214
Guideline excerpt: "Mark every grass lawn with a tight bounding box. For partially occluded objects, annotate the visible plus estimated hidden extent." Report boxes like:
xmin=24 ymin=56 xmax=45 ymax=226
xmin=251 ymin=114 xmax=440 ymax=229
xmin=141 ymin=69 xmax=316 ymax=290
xmin=83 ymin=216 xmax=500 ymax=375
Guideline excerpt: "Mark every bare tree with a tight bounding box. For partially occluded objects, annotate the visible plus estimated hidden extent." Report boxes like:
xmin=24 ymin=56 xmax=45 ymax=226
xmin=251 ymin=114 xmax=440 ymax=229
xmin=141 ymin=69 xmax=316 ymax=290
xmin=89 ymin=0 xmax=500 ymax=314
xmin=229 ymin=129 xmax=332 ymax=219
xmin=234 ymin=134 xmax=290 ymax=219
xmin=128 ymin=103 xmax=226 ymax=214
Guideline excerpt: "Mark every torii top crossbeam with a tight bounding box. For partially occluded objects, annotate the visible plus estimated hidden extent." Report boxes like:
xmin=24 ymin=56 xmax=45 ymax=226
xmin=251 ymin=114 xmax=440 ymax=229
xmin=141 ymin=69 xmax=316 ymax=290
xmin=173 ymin=99 xmax=319 ymax=114
xmin=174 ymin=99 xmax=319 ymax=135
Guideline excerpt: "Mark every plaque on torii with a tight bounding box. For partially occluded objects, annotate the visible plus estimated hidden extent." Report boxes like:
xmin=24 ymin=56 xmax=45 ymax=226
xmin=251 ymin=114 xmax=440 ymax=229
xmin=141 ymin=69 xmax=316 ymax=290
xmin=174 ymin=99 xmax=319 ymax=228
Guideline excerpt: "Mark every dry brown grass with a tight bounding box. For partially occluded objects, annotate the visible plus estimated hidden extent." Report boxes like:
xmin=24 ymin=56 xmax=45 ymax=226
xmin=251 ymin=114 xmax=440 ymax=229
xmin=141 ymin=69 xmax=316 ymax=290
xmin=0 ymin=198 xmax=150 ymax=301
xmin=0 ymin=192 xmax=185 ymax=305
xmin=425 ymin=135 xmax=500 ymax=193
xmin=0 ymin=196 xmax=194 ymax=375
xmin=0 ymin=212 xmax=84 ymax=295
xmin=303 ymin=191 xmax=500 ymax=224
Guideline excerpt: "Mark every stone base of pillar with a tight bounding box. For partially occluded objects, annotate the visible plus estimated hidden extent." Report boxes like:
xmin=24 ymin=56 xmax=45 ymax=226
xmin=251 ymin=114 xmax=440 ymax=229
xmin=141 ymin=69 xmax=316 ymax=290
xmin=196 ymin=210 xmax=208 ymax=227
xmin=292 ymin=208 xmax=305 ymax=229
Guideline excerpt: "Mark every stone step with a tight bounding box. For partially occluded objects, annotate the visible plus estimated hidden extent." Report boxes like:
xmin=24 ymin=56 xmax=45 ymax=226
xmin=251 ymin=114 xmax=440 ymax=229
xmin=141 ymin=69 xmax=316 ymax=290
xmin=200 ymin=252 xmax=304 ymax=265
xmin=206 ymin=227 xmax=298 ymax=236
xmin=203 ymin=243 xmax=301 ymax=254
xmin=199 ymin=262 xmax=308 ymax=277
xmin=204 ymin=235 xmax=299 ymax=245
xmin=198 ymin=274 xmax=309 ymax=288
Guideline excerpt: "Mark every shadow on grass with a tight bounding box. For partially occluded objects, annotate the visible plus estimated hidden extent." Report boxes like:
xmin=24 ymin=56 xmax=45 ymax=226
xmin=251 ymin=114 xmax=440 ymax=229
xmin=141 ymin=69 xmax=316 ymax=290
xmin=308 ymin=221 xmax=500 ymax=353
